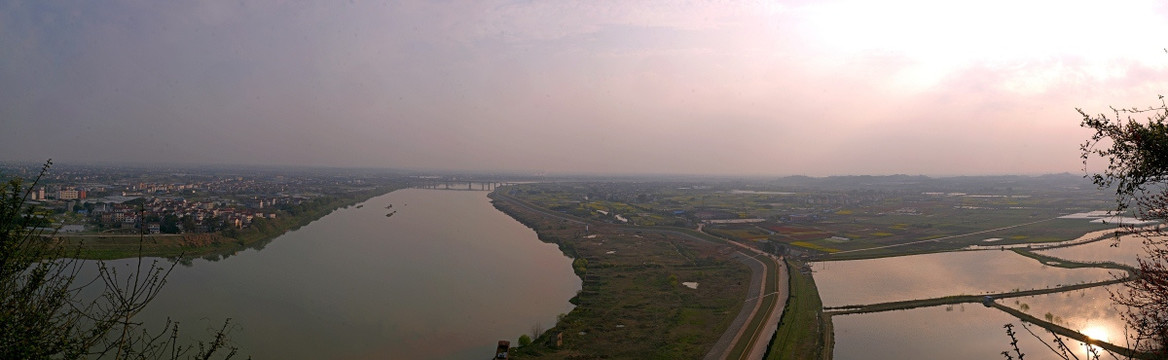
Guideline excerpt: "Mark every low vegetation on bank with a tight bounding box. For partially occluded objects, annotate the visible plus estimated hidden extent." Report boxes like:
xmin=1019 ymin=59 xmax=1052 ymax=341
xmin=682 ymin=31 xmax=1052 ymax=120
xmin=765 ymin=259 xmax=825 ymax=360
xmin=491 ymin=193 xmax=751 ymax=359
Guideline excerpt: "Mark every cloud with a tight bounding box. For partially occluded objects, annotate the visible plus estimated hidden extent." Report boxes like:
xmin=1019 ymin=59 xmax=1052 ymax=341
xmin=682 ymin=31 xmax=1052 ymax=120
xmin=1 ymin=0 xmax=1165 ymax=176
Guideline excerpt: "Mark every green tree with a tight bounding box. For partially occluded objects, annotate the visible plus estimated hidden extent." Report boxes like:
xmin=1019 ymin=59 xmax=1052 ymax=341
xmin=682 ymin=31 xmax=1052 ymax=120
xmin=518 ymin=334 xmax=532 ymax=347
xmin=181 ymin=216 xmax=198 ymax=234
xmin=1080 ymin=95 xmax=1168 ymax=357
xmin=161 ymin=214 xmax=181 ymax=234
xmin=1080 ymin=96 xmax=1168 ymax=211
xmin=572 ymin=258 xmax=588 ymax=274
xmin=0 ymin=161 xmax=240 ymax=359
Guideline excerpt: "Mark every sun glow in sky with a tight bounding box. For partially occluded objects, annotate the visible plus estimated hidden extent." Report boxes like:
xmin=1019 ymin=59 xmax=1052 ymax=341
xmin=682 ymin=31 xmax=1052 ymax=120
xmin=1079 ymin=324 xmax=1113 ymax=358
xmin=1082 ymin=325 xmax=1109 ymax=343
xmin=1 ymin=0 xmax=1166 ymax=175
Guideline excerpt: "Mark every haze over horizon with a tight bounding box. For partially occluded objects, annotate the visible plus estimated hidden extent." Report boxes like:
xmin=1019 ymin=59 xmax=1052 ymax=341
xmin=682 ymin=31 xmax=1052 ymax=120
xmin=3 ymin=1 xmax=1166 ymax=176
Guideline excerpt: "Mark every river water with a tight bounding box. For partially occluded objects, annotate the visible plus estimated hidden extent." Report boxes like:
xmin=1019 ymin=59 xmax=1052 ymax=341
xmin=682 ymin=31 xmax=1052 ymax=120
xmin=103 ymin=189 xmax=580 ymax=359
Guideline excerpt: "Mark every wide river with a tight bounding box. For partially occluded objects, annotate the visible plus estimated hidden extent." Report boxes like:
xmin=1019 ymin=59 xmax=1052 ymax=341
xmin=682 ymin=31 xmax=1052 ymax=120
xmin=105 ymin=189 xmax=581 ymax=359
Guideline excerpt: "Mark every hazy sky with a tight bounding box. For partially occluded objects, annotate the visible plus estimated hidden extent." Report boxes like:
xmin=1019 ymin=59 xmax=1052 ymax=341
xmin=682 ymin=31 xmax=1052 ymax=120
xmin=2 ymin=1 xmax=1166 ymax=176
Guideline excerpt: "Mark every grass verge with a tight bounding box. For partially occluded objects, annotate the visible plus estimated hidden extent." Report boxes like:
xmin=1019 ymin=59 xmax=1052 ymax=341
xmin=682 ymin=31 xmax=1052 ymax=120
xmin=765 ymin=259 xmax=824 ymax=360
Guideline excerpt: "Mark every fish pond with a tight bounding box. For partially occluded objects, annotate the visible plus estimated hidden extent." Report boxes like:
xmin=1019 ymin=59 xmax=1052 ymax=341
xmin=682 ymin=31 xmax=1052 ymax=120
xmin=812 ymin=250 xmax=1118 ymax=307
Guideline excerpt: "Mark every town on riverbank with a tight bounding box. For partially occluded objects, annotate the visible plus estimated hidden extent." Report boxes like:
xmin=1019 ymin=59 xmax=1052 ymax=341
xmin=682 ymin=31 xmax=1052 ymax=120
xmin=0 ymin=162 xmax=418 ymax=259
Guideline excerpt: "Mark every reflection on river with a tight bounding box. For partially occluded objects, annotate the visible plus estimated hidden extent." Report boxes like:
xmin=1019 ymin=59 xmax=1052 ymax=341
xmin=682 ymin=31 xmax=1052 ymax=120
xmin=812 ymin=250 xmax=1117 ymax=307
xmin=1037 ymin=234 xmax=1159 ymax=266
xmin=833 ymin=305 xmax=1104 ymax=360
xmin=100 ymin=189 xmax=580 ymax=359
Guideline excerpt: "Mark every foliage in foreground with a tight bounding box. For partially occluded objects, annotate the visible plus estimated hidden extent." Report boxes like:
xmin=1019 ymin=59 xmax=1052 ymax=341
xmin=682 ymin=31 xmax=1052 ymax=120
xmin=1080 ymin=96 xmax=1168 ymax=212
xmin=0 ymin=161 xmax=242 ymax=359
xmin=999 ymin=93 xmax=1168 ymax=360
xmin=1080 ymin=95 xmax=1168 ymax=357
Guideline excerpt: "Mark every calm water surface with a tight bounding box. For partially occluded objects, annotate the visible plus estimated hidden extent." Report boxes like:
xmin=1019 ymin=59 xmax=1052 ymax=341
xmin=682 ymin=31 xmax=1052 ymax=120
xmin=997 ymin=285 xmax=1135 ymax=347
xmin=828 ymin=240 xmax=1145 ymax=359
xmin=812 ymin=250 xmax=1117 ymax=306
xmin=106 ymin=189 xmax=580 ymax=359
xmin=833 ymin=305 xmax=1102 ymax=360
xmin=1037 ymin=234 xmax=1160 ymax=266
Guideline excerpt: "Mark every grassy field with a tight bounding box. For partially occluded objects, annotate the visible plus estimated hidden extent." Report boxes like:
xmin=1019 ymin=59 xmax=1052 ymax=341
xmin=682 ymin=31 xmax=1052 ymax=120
xmin=493 ymin=194 xmax=753 ymax=360
xmin=516 ymin=183 xmax=1116 ymax=262
xmin=57 ymin=233 xmax=244 ymax=260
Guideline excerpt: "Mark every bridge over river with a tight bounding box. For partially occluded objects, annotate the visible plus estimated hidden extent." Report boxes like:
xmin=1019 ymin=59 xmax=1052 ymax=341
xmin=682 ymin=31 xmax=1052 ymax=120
xmin=412 ymin=180 xmax=518 ymax=191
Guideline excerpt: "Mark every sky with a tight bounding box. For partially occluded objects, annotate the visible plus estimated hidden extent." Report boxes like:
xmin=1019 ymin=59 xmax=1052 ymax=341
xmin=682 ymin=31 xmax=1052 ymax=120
xmin=2 ymin=0 xmax=1166 ymax=176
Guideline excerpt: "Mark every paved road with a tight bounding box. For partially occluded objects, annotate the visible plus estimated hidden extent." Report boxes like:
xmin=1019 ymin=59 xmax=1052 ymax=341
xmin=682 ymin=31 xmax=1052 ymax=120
xmin=747 ymin=254 xmax=787 ymax=360
xmin=712 ymin=234 xmax=787 ymax=360
xmin=703 ymin=252 xmax=766 ymax=360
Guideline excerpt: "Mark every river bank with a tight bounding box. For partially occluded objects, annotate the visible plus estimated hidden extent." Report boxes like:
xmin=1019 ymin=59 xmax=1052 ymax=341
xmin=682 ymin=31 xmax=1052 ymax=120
xmin=54 ymin=185 xmax=403 ymax=260
xmin=489 ymin=190 xmax=753 ymax=359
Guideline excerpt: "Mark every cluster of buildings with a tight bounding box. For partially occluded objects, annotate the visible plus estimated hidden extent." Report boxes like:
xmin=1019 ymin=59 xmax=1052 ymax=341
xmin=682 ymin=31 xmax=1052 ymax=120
xmin=20 ymin=172 xmax=324 ymax=235
xmin=90 ymin=197 xmax=284 ymax=234
xmin=28 ymin=187 xmax=87 ymax=201
xmin=0 ymin=162 xmax=405 ymax=236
